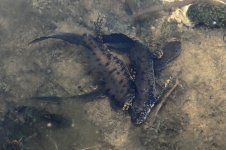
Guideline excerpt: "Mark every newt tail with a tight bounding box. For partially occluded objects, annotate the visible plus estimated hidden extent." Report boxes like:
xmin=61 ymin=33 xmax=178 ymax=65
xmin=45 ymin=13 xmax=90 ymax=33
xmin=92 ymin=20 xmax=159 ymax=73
xmin=30 ymin=33 xmax=135 ymax=108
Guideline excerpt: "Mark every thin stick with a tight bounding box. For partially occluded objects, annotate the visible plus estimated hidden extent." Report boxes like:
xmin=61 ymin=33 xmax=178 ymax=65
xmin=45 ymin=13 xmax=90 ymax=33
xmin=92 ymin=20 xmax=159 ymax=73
xmin=154 ymin=79 xmax=179 ymax=117
xmin=147 ymin=79 xmax=179 ymax=125
xmin=156 ymin=81 xmax=174 ymax=100
xmin=147 ymin=79 xmax=179 ymax=127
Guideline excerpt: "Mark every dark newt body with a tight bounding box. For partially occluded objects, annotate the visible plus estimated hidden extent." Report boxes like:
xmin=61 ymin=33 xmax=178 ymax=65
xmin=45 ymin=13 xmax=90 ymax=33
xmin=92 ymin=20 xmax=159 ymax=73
xmin=154 ymin=40 xmax=181 ymax=75
xmin=102 ymin=33 xmax=181 ymax=125
xmin=29 ymin=33 xmax=84 ymax=45
xmin=82 ymin=35 xmax=135 ymax=107
xmin=130 ymin=40 xmax=181 ymax=124
xmin=30 ymin=33 xmax=181 ymax=125
xmin=30 ymin=33 xmax=135 ymax=108
xmin=102 ymin=33 xmax=181 ymax=73
xmin=129 ymin=42 xmax=158 ymax=125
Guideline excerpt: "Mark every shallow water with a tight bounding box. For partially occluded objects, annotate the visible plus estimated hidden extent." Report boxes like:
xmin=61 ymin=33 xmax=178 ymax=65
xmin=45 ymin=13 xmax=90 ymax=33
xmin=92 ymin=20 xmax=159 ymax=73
xmin=0 ymin=0 xmax=226 ymax=150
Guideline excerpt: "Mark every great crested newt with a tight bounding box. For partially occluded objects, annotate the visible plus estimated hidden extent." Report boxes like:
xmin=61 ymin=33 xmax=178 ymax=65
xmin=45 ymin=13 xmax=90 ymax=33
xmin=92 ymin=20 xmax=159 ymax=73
xmin=30 ymin=32 xmax=181 ymax=125
xmin=30 ymin=33 xmax=135 ymax=108
xmin=102 ymin=33 xmax=181 ymax=125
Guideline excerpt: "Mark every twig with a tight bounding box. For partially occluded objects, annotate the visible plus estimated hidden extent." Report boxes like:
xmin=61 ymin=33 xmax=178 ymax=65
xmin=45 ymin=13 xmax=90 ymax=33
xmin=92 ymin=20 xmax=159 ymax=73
xmin=156 ymin=80 xmax=174 ymax=101
xmin=148 ymin=79 xmax=179 ymax=125
xmin=154 ymin=79 xmax=179 ymax=117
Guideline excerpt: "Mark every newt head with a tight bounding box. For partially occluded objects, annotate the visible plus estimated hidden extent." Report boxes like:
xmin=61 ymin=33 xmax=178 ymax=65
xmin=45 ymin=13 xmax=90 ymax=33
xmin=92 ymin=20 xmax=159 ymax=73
xmin=154 ymin=40 xmax=182 ymax=75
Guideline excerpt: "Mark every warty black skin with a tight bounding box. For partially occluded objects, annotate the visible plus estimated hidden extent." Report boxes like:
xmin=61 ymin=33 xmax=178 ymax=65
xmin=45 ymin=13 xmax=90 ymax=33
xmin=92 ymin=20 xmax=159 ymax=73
xmin=102 ymin=33 xmax=181 ymax=75
xmin=30 ymin=33 xmax=135 ymax=108
xmin=102 ymin=33 xmax=181 ymax=125
xmin=153 ymin=40 xmax=181 ymax=75
xmin=102 ymin=33 xmax=158 ymax=125
xmin=129 ymin=42 xmax=158 ymax=125
xmin=30 ymin=32 xmax=181 ymax=125
xmin=82 ymin=34 xmax=136 ymax=107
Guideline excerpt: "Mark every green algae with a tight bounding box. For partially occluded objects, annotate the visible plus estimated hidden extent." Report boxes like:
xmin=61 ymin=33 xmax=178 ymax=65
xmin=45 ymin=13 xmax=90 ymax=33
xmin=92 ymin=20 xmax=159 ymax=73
xmin=187 ymin=2 xmax=226 ymax=28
